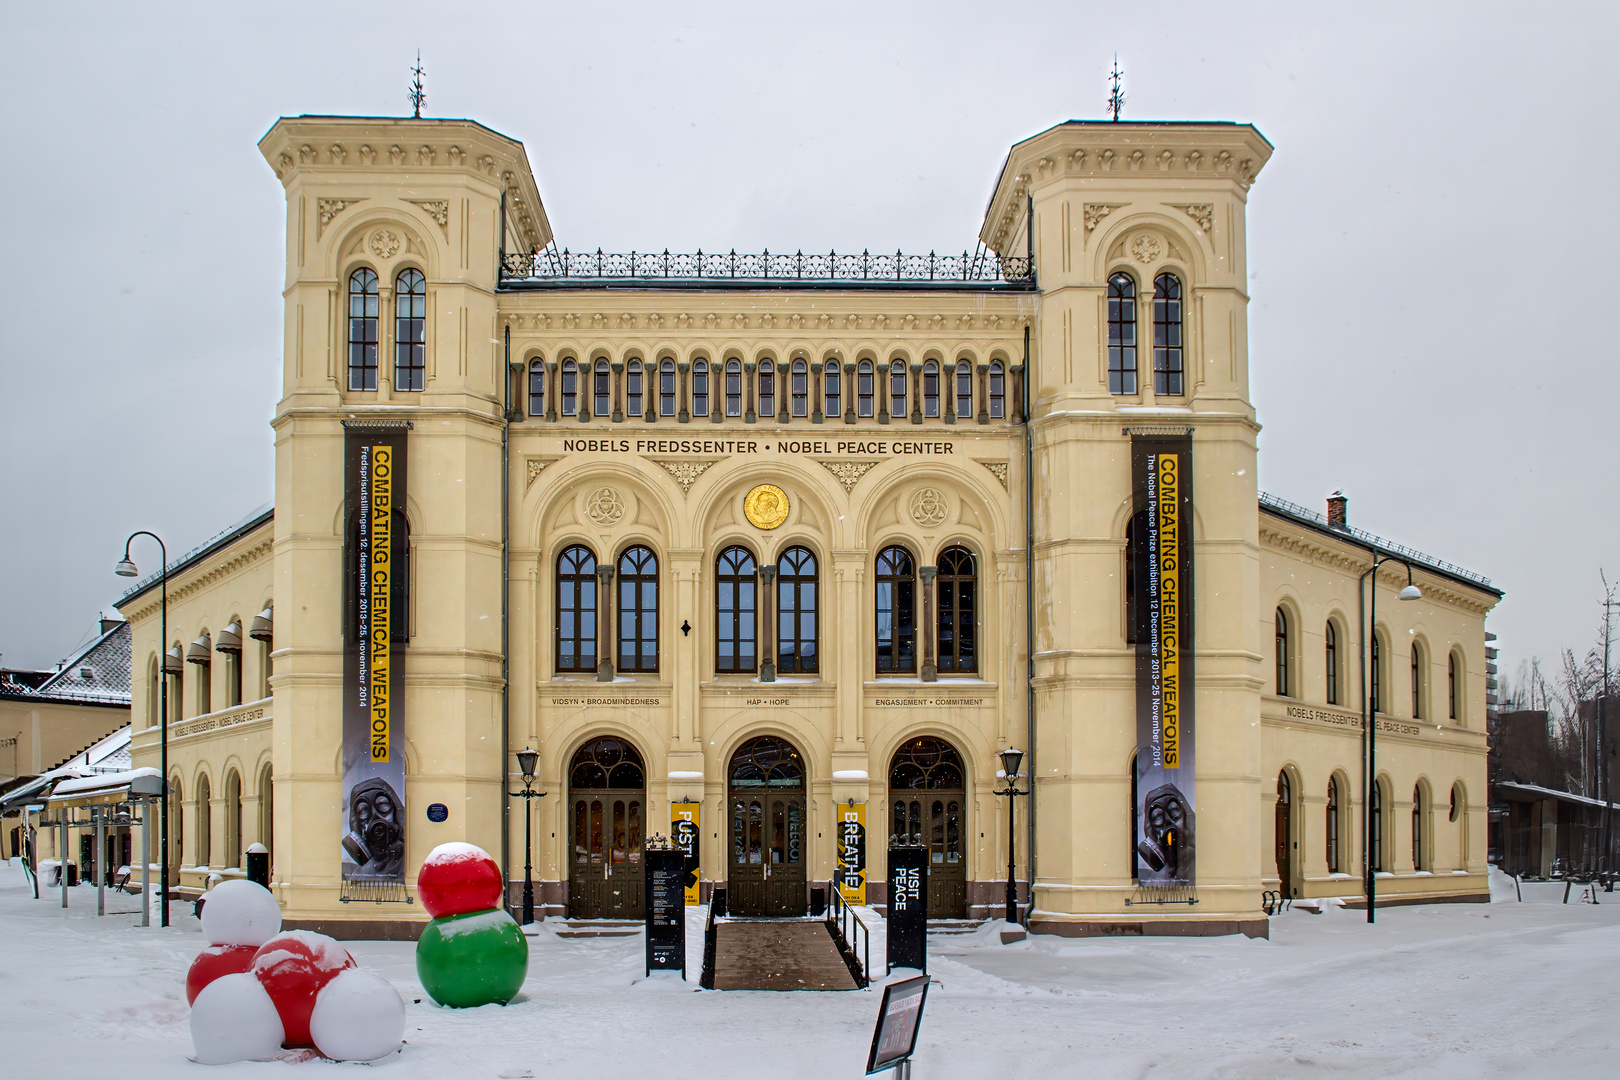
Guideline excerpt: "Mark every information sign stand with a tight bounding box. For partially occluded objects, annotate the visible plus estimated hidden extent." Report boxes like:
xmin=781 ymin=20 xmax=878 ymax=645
xmin=866 ymin=973 xmax=929 ymax=1076
xmin=644 ymin=847 xmax=686 ymax=977
xmin=886 ymin=843 xmax=928 ymax=973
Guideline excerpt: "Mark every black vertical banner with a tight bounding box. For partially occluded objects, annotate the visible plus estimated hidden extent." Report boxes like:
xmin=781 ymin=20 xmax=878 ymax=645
xmin=645 ymin=849 xmax=687 ymax=976
xmin=1132 ymin=433 xmax=1196 ymax=886
xmin=886 ymin=843 xmax=928 ymax=973
xmin=342 ymin=422 xmax=410 ymax=885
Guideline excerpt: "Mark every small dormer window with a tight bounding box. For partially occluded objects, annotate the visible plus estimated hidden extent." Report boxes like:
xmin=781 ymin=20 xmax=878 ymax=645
xmin=80 ymin=667 xmax=94 ymax=681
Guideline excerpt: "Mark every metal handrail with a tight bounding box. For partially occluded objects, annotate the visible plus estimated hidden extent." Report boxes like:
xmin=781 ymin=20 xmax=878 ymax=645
xmin=826 ymin=884 xmax=870 ymax=988
xmin=499 ymin=246 xmax=1034 ymax=288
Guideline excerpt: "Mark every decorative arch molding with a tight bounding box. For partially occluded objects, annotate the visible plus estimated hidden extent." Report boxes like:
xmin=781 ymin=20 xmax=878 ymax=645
xmin=326 ymin=211 xmax=440 ymax=283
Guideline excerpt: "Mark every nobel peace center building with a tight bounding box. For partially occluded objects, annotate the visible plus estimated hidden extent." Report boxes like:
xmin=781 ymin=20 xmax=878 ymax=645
xmin=114 ymin=111 xmax=1500 ymax=939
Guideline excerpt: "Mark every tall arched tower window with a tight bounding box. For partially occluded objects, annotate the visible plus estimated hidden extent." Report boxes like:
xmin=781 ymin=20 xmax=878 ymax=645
xmin=659 ymin=360 xmax=677 ymax=417
xmin=616 ymin=546 xmax=658 ymax=673
xmin=888 ymin=359 xmax=907 ymax=420
xmin=725 ymin=360 xmax=743 ymax=417
xmin=922 ymin=361 xmax=940 ymax=417
xmin=692 ymin=360 xmax=710 ymax=418
xmin=937 ymin=546 xmax=977 ymax=673
xmin=1152 ymin=272 xmax=1183 ymax=395
xmin=822 ymin=362 xmax=841 ymax=420
xmin=1108 ymin=272 xmax=1138 ymax=394
xmin=556 ymin=545 xmax=598 ymax=673
xmin=626 ymin=359 xmax=644 ymax=417
xmin=1325 ymin=621 xmax=1339 ymax=704
xmin=1275 ymin=607 xmax=1290 ymax=697
xmin=347 ymin=269 xmax=379 ymax=391
xmin=394 ymin=268 xmax=426 ymax=391
xmin=875 ymin=546 xmax=917 ymax=673
xmin=758 ymin=359 xmax=776 ymax=420
xmin=1412 ymin=641 xmax=1426 ymax=719
xmin=776 ymin=546 xmax=819 ymax=674
xmin=716 ymin=546 xmax=758 ymax=673
xmin=791 ymin=360 xmax=809 ymax=417
xmin=593 ymin=359 xmax=611 ymax=416
xmin=988 ymin=361 xmax=1005 ymax=419
xmin=857 ymin=360 xmax=875 ymax=417
xmin=528 ymin=359 xmax=546 ymax=418
xmin=560 ymin=359 xmax=579 ymax=416
xmin=954 ymin=359 xmax=973 ymax=419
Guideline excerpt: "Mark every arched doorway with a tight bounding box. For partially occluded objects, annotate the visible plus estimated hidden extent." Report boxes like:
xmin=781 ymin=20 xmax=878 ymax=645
xmin=728 ymin=735 xmax=806 ymax=916
xmin=888 ymin=737 xmax=967 ymax=917
xmin=568 ymin=738 xmax=646 ymax=919
xmin=1274 ymin=770 xmax=1294 ymax=899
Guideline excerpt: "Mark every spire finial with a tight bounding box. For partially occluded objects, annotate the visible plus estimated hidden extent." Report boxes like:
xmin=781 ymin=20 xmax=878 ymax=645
xmin=1107 ymin=55 xmax=1125 ymax=122
xmin=408 ymin=52 xmax=426 ymax=119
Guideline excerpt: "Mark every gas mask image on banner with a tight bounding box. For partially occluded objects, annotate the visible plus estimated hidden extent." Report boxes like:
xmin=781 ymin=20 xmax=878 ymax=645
xmin=344 ymin=777 xmax=405 ymax=878
xmin=1136 ymin=782 xmax=1195 ymax=881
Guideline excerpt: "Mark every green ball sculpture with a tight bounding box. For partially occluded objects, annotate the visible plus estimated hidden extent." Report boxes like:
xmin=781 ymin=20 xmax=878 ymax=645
xmin=416 ymin=908 xmax=528 ymax=1009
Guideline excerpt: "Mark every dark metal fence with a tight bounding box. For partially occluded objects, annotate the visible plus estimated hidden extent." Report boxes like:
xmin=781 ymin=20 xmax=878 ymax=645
xmin=500 ymin=248 xmax=1034 ymax=289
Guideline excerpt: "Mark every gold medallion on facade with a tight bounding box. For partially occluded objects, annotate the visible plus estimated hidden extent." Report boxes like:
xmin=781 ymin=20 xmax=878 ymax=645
xmin=743 ymin=484 xmax=789 ymax=529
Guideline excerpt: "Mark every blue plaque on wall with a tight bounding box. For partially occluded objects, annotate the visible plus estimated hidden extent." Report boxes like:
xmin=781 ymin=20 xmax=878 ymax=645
xmin=425 ymin=803 xmax=449 ymax=823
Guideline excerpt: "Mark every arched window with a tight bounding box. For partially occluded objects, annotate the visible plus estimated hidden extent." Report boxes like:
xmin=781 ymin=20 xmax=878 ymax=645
xmin=556 ymin=545 xmax=598 ymax=673
xmin=224 ymin=770 xmax=242 ymax=869
xmin=196 ymin=773 xmax=212 ymax=867
xmin=347 ymin=269 xmax=380 ymax=391
xmin=146 ymin=656 xmax=159 ymax=731
xmin=776 ymin=546 xmax=819 ymax=674
xmin=889 ymin=359 xmax=908 ymax=420
xmin=1275 ymin=770 xmax=1293 ymax=894
xmin=1449 ymin=651 xmax=1462 ymax=721
xmin=937 ymin=546 xmax=977 ymax=673
xmin=626 ymin=359 xmax=644 ymax=418
xmin=257 ymin=764 xmax=273 ymax=862
xmin=857 ymin=360 xmax=875 ymax=418
xmin=1411 ymin=641 xmax=1425 ymax=719
xmin=659 ymin=360 xmax=677 ymax=417
xmin=823 ymin=362 xmax=841 ymax=420
xmin=1371 ymin=777 xmax=1387 ymax=873
xmin=791 ymin=360 xmax=809 ymax=417
xmin=1108 ymin=272 xmax=1138 ymax=394
xmin=716 ymin=546 xmax=757 ymax=674
xmin=617 ymin=546 xmax=658 ymax=673
xmin=988 ymin=361 xmax=1005 ymax=419
xmin=1372 ymin=633 xmax=1384 ymax=713
xmin=593 ymin=359 xmax=611 ymax=416
xmin=875 ymin=546 xmax=917 ymax=673
xmin=561 ymin=359 xmax=579 ymax=416
xmin=1326 ymin=775 xmax=1341 ymax=874
xmin=394 ymin=268 xmax=426 ymax=392
xmin=1152 ymin=272 xmax=1183 ymax=396
xmin=724 ymin=359 xmax=743 ymax=417
xmin=1451 ymin=781 xmax=1468 ymax=867
xmin=571 ymin=737 xmax=647 ymax=790
xmin=922 ymin=361 xmax=940 ymax=418
xmin=758 ymin=360 xmax=776 ymax=421
xmin=692 ymin=360 xmax=710 ymax=418
xmin=169 ymin=775 xmax=183 ymax=870
xmin=528 ymin=359 xmax=546 ymax=418
xmin=889 ymin=738 xmax=965 ymax=881
xmin=1325 ymin=621 xmax=1339 ymax=705
xmin=955 ymin=359 xmax=973 ymax=419
xmin=1412 ymin=783 xmax=1427 ymax=871
xmin=1275 ymin=607 xmax=1290 ymax=697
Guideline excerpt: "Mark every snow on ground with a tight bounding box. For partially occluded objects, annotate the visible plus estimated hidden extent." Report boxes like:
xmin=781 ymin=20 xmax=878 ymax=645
xmin=1 ymin=864 xmax=1617 ymax=1078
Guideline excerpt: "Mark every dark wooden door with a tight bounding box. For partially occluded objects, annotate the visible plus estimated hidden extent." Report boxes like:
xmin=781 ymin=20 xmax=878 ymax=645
xmin=1275 ymin=772 xmax=1293 ymax=899
xmin=729 ymin=793 xmax=807 ymax=916
xmin=569 ymin=792 xmax=644 ymax=918
xmin=893 ymin=795 xmax=966 ymax=917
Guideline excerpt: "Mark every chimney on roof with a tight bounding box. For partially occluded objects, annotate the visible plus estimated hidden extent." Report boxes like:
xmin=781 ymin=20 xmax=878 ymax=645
xmin=1326 ymin=491 xmax=1349 ymax=530
xmin=100 ymin=616 xmax=123 ymax=636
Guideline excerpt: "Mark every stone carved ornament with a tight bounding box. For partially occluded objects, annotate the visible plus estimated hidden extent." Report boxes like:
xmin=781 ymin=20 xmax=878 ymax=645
xmin=909 ymin=487 xmax=948 ymax=527
xmin=584 ymin=487 xmax=624 ymax=526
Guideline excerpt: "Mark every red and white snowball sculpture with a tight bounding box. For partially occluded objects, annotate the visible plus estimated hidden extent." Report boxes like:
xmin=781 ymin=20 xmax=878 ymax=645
xmin=187 ymin=879 xmax=406 ymax=1064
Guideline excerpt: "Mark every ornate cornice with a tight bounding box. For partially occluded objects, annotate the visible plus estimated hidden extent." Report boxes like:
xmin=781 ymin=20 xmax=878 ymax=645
xmin=1258 ymin=523 xmax=1496 ymax=617
xmin=121 ymin=536 xmax=275 ymax=625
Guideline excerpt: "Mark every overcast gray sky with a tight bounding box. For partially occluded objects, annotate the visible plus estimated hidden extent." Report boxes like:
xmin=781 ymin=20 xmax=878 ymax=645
xmin=2 ymin=2 xmax=1615 ymax=680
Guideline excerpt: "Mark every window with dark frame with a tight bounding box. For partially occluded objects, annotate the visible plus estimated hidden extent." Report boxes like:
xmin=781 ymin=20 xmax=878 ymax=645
xmin=1326 ymin=776 xmax=1341 ymax=873
xmin=692 ymin=360 xmax=710 ymax=418
xmin=593 ymin=359 xmax=611 ymax=416
xmin=1449 ymin=653 xmax=1459 ymax=720
xmin=758 ymin=359 xmax=776 ymax=420
xmin=889 ymin=359 xmax=908 ymax=419
xmin=1275 ymin=607 xmax=1289 ymax=697
xmin=1325 ymin=621 xmax=1339 ymax=704
xmin=528 ymin=359 xmax=546 ymax=418
xmin=347 ymin=269 xmax=379 ymax=391
xmin=1412 ymin=784 xmax=1425 ymax=871
xmin=626 ymin=359 xmax=644 ymax=417
xmin=394 ymin=268 xmax=426 ymax=392
xmin=875 ymin=545 xmax=917 ymax=673
xmin=616 ymin=545 xmax=658 ymax=673
xmin=936 ymin=546 xmax=977 ymax=673
xmin=725 ymin=360 xmax=742 ymax=417
xmin=1152 ymin=272 xmax=1183 ymax=395
xmin=776 ymin=546 xmax=819 ymax=674
xmin=716 ymin=546 xmax=757 ymax=674
xmin=823 ymin=363 xmax=841 ymax=419
xmin=988 ymin=361 xmax=1005 ymax=418
xmin=955 ymin=359 xmax=973 ymax=418
xmin=1108 ymin=272 xmax=1138 ymax=394
xmin=1412 ymin=643 xmax=1424 ymax=719
xmin=561 ymin=359 xmax=579 ymax=416
xmin=922 ymin=361 xmax=940 ymax=417
xmin=556 ymin=545 xmax=598 ymax=673
xmin=659 ymin=360 xmax=677 ymax=417
xmin=790 ymin=360 xmax=808 ymax=417
xmin=857 ymin=360 xmax=874 ymax=417
xmin=1372 ymin=634 xmax=1382 ymax=713
xmin=1371 ymin=780 xmax=1384 ymax=872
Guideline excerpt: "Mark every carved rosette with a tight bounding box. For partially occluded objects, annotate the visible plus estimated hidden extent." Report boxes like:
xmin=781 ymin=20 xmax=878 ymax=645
xmin=1129 ymin=234 xmax=1164 ymax=265
xmin=909 ymin=488 xmax=948 ymax=527
xmin=817 ymin=460 xmax=879 ymax=494
xmin=369 ymin=229 xmax=401 ymax=259
xmin=584 ymin=487 xmax=625 ymax=526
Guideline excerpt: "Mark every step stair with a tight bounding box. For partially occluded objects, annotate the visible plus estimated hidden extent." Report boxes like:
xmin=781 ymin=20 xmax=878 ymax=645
xmin=710 ymin=919 xmax=859 ymax=991
xmin=928 ymin=918 xmax=987 ymax=936
xmin=555 ymin=919 xmax=642 ymax=939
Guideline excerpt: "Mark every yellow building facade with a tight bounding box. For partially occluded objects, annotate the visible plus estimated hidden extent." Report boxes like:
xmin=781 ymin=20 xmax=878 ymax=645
xmin=116 ymin=113 xmax=1499 ymax=939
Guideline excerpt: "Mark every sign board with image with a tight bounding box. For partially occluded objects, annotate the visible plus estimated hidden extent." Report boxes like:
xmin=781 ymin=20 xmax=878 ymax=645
xmin=866 ymin=973 xmax=929 ymax=1075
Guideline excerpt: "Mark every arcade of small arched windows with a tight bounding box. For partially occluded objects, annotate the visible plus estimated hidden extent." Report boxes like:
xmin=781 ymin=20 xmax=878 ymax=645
xmin=162 ymin=759 xmax=274 ymax=875
xmin=548 ymin=540 xmax=981 ymax=681
xmin=517 ymin=349 xmax=1018 ymax=426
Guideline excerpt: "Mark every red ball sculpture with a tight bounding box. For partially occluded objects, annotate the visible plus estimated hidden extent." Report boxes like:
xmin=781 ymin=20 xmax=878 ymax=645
xmin=417 ymin=842 xmax=503 ymax=919
xmin=185 ymin=944 xmax=259 ymax=1005
xmin=249 ymin=931 xmax=356 ymax=1046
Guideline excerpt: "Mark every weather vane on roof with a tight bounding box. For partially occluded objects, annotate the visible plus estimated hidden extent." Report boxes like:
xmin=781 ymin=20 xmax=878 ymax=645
xmin=408 ymin=52 xmax=426 ymax=119
xmin=1107 ymin=55 xmax=1125 ymax=122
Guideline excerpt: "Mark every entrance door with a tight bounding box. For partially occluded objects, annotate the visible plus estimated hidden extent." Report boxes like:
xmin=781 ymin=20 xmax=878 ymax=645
xmin=568 ymin=738 xmax=646 ymax=919
xmin=889 ymin=738 xmax=967 ymax=918
xmin=1275 ymin=770 xmax=1293 ymax=899
xmin=727 ymin=736 xmax=807 ymax=916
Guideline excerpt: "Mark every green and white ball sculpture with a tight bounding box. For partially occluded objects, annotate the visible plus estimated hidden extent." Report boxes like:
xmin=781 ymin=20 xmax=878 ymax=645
xmin=415 ymin=843 xmax=529 ymax=1008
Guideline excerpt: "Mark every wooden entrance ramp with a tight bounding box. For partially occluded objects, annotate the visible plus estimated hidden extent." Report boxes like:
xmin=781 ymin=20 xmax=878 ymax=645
xmin=710 ymin=919 xmax=859 ymax=991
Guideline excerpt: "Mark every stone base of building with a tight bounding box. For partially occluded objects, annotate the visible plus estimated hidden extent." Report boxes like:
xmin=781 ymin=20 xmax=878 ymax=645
xmin=1339 ymin=890 xmax=1489 ymax=910
xmin=284 ymin=917 xmax=427 ymax=941
xmin=1030 ymin=916 xmax=1270 ymax=940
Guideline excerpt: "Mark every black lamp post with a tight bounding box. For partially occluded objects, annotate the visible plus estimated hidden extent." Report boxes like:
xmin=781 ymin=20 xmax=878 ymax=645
xmin=115 ymin=531 xmax=169 ymax=928
xmin=509 ymin=749 xmax=545 ymax=926
xmin=996 ymin=747 xmax=1027 ymax=924
xmin=1359 ymin=553 xmax=1421 ymax=925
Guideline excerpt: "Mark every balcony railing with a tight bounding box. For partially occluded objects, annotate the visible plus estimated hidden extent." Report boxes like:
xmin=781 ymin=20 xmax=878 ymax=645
xmin=499 ymin=247 xmax=1034 ymax=290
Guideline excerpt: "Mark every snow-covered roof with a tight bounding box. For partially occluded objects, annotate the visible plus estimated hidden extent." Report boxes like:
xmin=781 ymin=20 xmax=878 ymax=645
xmin=11 ymin=621 xmax=133 ymax=707
xmin=114 ymin=504 xmax=274 ymax=608
xmin=55 ymin=725 xmax=131 ymax=774
xmin=46 ymin=766 xmax=160 ymax=803
xmin=1495 ymin=781 xmax=1614 ymax=810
